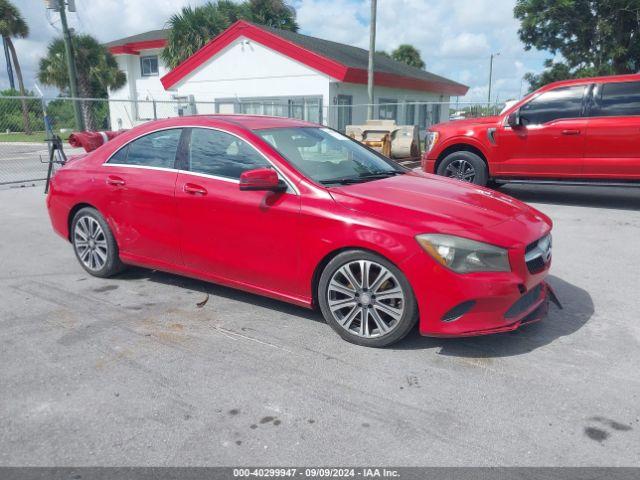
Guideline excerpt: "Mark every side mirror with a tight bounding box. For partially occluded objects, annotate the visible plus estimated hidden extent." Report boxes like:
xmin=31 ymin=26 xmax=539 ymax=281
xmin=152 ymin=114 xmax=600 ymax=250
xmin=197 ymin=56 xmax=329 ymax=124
xmin=239 ymin=168 xmax=286 ymax=192
xmin=507 ymin=110 xmax=522 ymax=128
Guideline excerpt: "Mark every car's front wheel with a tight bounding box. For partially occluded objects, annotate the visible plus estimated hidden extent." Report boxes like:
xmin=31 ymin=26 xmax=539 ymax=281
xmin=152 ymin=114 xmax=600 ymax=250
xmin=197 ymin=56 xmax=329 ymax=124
xmin=437 ymin=151 xmax=488 ymax=186
xmin=318 ymin=250 xmax=418 ymax=347
xmin=71 ymin=207 xmax=125 ymax=278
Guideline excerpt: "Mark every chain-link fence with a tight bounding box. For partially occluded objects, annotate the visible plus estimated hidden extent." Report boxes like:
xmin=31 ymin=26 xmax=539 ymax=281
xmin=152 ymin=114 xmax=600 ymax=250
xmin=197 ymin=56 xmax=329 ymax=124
xmin=0 ymin=95 xmax=504 ymax=186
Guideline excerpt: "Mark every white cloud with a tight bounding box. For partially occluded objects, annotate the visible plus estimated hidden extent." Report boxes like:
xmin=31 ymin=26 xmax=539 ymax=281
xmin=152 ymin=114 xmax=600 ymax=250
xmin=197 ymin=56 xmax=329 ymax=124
xmin=440 ymin=33 xmax=491 ymax=58
xmin=2 ymin=0 xmax=551 ymax=102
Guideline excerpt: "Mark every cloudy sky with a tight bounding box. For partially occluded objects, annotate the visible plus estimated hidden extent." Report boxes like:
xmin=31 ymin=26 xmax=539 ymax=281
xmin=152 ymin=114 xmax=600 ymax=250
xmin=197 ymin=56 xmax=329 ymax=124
xmin=4 ymin=0 xmax=551 ymax=102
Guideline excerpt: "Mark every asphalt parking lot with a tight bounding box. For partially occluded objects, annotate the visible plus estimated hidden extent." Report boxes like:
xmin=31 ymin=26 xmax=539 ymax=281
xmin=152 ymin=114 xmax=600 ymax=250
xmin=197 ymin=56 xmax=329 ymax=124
xmin=1 ymin=183 xmax=639 ymax=466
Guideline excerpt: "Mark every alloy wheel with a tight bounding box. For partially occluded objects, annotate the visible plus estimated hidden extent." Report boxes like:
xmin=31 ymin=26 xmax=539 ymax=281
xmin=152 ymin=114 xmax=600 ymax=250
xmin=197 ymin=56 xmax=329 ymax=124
xmin=445 ymin=159 xmax=476 ymax=183
xmin=327 ymin=260 xmax=405 ymax=338
xmin=74 ymin=216 xmax=108 ymax=271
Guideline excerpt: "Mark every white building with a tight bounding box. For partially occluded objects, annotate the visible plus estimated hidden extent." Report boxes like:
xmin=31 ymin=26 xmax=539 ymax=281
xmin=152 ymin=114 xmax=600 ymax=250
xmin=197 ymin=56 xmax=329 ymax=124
xmin=106 ymin=21 xmax=468 ymax=132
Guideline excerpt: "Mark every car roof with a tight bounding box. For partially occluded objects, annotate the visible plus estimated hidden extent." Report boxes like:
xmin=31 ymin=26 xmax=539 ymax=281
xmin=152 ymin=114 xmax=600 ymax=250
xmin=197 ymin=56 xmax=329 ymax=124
xmin=542 ymin=73 xmax=640 ymax=91
xmin=132 ymin=114 xmax=318 ymax=132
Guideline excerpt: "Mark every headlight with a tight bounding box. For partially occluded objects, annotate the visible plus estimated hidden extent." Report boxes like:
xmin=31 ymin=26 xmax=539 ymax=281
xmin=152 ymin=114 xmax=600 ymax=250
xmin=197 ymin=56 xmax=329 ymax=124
xmin=425 ymin=131 xmax=439 ymax=152
xmin=416 ymin=234 xmax=511 ymax=273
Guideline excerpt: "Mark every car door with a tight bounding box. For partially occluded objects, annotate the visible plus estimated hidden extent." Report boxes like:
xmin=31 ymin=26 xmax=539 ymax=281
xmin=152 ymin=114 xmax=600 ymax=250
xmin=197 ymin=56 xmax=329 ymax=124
xmin=101 ymin=128 xmax=182 ymax=266
xmin=175 ymin=127 xmax=302 ymax=296
xmin=495 ymin=85 xmax=589 ymax=178
xmin=584 ymin=80 xmax=640 ymax=180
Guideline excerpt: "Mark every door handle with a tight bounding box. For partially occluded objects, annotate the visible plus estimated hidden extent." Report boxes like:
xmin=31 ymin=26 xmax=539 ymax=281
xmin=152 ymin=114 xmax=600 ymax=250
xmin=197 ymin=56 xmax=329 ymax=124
xmin=561 ymin=129 xmax=581 ymax=136
xmin=183 ymin=183 xmax=207 ymax=196
xmin=106 ymin=175 xmax=125 ymax=186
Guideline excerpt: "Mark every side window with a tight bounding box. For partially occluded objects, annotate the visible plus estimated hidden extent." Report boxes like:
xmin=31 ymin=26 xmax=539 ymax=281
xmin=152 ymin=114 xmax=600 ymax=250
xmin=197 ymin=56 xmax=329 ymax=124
xmin=519 ymin=85 xmax=586 ymax=125
xmin=108 ymin=129 xmax=181 ymax=168
xmin=140 ymin=55 xmax=159 ymax=76
xmin=593 ymin=81 xmax=640 ymax=117
xmin=189 ymin=128 xmax=269 ymax=179
xmin=379 ymin=99 xmax=398 ymax=121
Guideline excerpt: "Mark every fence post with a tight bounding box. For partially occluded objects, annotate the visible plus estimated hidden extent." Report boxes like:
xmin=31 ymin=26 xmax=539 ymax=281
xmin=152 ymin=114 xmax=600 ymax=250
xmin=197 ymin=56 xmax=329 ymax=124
xmin=153 ymin=99 xmax=157 ymax=120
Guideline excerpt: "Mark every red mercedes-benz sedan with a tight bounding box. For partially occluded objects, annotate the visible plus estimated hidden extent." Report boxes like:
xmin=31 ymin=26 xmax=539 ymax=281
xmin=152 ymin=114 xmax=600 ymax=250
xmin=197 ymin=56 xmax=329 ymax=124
xmin=47 ymin=115 xmax=554 ymax=347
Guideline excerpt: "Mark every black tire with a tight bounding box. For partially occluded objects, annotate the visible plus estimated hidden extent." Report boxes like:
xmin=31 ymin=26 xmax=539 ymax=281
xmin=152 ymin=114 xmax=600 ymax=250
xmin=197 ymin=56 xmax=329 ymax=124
xmin=437 ymin=150 xmax=488 ymax=186
xmin=318 ymin=250 xmax=418 ymax=348
xmin=71 ymin=207 xmax=125 ymax=278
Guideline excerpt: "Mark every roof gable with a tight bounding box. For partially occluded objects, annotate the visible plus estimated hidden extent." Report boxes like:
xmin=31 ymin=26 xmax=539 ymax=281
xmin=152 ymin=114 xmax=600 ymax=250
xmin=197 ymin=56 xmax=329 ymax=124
xmin=161 ymin=21 xmax=468 ymax=95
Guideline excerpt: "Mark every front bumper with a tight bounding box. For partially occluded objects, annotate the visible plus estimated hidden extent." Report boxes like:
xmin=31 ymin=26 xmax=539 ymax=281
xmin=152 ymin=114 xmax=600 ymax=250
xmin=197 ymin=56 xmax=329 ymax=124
xmin=426 ymin=283 xmax=552 ymax=337
xmin=401 ymin=249 xmax=552 ymax=337
xmin=421 ymin=153 xmax=437 ymax=173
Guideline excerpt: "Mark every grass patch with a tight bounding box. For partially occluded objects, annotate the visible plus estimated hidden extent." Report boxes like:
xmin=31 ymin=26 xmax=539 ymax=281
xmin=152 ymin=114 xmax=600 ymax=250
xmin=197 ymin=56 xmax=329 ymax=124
xmin=0 ymin=131 xmax=71 ymax=143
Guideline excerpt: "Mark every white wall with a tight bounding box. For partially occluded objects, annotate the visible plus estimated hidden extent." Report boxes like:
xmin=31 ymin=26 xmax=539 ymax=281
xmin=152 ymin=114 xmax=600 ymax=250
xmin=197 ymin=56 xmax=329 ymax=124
xmin=171 ymin=37 xmax=332 ymax=112
xmin=108 ymin=48 xmax=175 ymax=129
xmin=108 ymin=37 xmax=451 ymax=131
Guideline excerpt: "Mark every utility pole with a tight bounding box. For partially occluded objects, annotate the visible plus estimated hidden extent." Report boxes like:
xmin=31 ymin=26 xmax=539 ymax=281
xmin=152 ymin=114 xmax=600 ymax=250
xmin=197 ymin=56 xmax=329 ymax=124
xmin=367 ymin=0 xmax=377 ymax=120
xmin=56 ymin=0 xmax=84 ymax=130
xmin=2 ymin=38 xmax=15 ymax=90
xmin=487 ymin=52 xmax=500 ymax=106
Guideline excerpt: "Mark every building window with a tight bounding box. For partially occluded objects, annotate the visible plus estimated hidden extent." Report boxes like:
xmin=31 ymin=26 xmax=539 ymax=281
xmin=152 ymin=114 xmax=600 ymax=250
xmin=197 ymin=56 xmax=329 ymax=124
xmin=405 ymin=102 xmax=416 ymax=125
xmin=227 ymin=96 xmax=323 ymax=124
xmin=432 ymin=103 xmax=442 ymax=124
xmin=418 ymin=104 xmax=428 ymax=128
xmin=336 ymin=95 xmax=352 ymax=132
xmin=140 ymin=55 xmax=159 ymax=76
xmin=378 ymin=99 xmax=397 ymax=121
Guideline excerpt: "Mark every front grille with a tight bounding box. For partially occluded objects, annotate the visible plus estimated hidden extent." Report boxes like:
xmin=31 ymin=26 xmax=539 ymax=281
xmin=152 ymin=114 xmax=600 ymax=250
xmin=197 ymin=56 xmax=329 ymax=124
xmin=505 ymin=284 xmax=543 ymax=319
xmin=525 ymin=234 xmax=552 ymax=274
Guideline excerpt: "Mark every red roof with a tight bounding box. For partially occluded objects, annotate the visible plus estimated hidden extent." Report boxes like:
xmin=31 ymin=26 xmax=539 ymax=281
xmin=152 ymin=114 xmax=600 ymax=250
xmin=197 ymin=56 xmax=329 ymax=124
xmin=106 ymin=29 xmax=168 ymax=55
xmin=160 ymin=21 xmax=469 ymax=95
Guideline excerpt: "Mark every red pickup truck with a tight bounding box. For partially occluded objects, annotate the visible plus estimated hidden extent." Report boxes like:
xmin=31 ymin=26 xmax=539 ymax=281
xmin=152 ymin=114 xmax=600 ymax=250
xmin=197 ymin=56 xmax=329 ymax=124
xmin=422 ymin=74 xmax=640 ymax=186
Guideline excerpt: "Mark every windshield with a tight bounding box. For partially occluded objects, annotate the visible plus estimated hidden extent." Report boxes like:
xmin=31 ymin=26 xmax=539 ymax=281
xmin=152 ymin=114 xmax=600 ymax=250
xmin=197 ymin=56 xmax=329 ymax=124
xmin=255 ymin=127 xmax=405 ymax=186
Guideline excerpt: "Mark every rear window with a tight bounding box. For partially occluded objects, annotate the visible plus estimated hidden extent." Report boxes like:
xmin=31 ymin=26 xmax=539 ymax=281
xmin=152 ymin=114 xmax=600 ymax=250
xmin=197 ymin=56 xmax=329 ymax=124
xmin=592 ymin=81 xmax=640 ymax=117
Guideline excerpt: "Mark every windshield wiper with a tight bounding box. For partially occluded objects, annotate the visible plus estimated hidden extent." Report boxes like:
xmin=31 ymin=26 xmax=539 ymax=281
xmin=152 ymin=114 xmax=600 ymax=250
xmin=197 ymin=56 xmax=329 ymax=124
xmin=359 ymin=170 xmax=405 ymax=178
xmin=320 ymin=170 xmax=405 ymax=186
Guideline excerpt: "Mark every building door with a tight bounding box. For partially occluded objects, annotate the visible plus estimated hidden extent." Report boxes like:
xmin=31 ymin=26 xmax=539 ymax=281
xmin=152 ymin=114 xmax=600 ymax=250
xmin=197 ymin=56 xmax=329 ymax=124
xmin=336 ymin=95 xmax=352 ymax=132
xmin=217 ymin=102 xmax=236 ymax=114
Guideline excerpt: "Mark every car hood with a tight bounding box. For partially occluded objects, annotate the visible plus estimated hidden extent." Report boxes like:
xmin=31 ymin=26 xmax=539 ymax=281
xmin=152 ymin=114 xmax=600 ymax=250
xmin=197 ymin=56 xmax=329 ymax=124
xmin=329 ymin=172 xmax=551 ymax=247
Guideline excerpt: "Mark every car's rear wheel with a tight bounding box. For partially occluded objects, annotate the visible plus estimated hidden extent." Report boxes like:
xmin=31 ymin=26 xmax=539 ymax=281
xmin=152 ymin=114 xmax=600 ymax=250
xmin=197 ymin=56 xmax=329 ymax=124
xmin=318 ymin=250 xmax=418 ymax=347
xmin=437 ymin=151 xmax=488 ymax=186
xmin=71 ymin=207 xmax=125 ymax=277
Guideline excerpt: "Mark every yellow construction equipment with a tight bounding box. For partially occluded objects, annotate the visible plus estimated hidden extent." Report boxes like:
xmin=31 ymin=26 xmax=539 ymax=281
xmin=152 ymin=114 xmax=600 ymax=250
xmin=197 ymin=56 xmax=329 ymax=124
xmin=346 ymin=120 xmax=421 ymax=160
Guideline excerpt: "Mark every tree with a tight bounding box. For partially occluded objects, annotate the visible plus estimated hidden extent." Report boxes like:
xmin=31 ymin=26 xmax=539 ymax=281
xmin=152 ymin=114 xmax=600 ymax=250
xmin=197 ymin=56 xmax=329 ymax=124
xmin=0 ymin=88 xmax=44 ymax=132
xmin=247 ymin=0 xmax=298 ymax=31
xmin=0 ymin=0 xmax=30 ymax=134
xmin=391 ymin=44 xmax=425 ymax=70
xmin=161 ymin=0 xmax=298 ymax=69
xmin=38 ymin=34 xmax=125 ymax=130
xmin=515 ymin=0 xmax=640 ymax=90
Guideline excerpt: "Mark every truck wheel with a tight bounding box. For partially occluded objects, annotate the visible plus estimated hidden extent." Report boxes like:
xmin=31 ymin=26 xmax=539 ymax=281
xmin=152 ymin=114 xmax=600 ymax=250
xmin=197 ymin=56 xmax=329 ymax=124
xmin=437 ymin=151 xmax=488 ymax=186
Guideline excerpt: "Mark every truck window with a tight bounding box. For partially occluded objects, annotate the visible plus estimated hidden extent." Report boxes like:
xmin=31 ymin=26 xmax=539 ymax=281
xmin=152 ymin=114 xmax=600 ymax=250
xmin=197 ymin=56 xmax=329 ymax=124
xmin=593 ymin=81 xmax=640 ymax=117
xmin=519 ymin=85 xmax=586 ymax=125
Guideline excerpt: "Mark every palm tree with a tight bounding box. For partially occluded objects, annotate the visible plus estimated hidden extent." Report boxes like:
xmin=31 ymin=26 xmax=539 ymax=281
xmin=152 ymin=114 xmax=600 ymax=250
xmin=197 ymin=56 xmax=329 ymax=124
xmin=391 ymin=45 xmax=426 ymax=70
xmin=38 ymin=34 xmax=126 ymax=130
xmin=247 ymin=0 xmax=298 ymax=31
xmin=161 ymin=0 xmax=298 ymax=69
xmin=0 ymin=0 xmax=30 ymax=134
